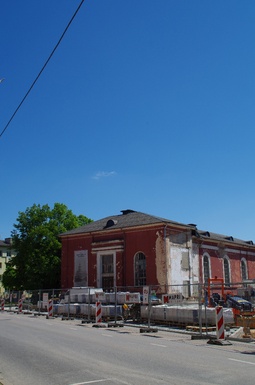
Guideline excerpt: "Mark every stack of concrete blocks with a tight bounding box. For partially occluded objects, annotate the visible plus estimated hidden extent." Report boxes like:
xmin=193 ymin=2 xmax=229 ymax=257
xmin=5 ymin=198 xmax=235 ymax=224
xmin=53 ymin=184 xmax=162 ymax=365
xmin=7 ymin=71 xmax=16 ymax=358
xmin=140 ymin=304 xmax=234 ymax=326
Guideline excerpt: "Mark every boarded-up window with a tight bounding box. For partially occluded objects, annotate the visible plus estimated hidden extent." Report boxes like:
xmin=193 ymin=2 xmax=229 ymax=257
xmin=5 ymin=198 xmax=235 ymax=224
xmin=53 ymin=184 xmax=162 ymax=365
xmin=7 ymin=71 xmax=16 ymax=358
xmin=74 ymin=250 xmax=88 ymax=287
xmin=183 ymin=280 xmax=190 ymax=298
xmin=181 ymin=251 xmax=189 ymax=270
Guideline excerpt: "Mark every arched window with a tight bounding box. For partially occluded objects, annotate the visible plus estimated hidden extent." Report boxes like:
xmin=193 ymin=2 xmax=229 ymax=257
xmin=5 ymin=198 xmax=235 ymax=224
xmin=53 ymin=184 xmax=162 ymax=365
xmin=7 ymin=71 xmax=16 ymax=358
xmin=134 ymin=252 xmax=146 ymax=286
xmin=223 ymin=257 xmax=231 ymax=286
xmin=203 ymin=254 xmax=210 ymax=285
xmin=241 ymin=258 xmax=248 ymax=281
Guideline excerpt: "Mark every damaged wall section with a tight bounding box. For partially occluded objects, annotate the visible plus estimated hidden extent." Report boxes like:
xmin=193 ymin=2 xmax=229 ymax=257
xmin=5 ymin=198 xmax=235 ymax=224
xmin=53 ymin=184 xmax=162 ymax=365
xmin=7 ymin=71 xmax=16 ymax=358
xmin=167 ymin=230 xmax=199 ymax=297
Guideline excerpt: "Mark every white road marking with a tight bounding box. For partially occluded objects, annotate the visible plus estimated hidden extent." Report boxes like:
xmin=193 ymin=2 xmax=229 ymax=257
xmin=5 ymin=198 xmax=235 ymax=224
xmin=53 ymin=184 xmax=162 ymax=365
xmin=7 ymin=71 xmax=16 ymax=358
xmin=70 ymin=327 xmax=78 ymax=330
xmin=69 ymin=380 xmax=112 ymax=385
xmin=101 ymin=333 xmax=113 ymax=337
xmin=228 ymin=358 xmax=255 ymax=366
xmin=150 ymin=343 xmax=167 ymax=348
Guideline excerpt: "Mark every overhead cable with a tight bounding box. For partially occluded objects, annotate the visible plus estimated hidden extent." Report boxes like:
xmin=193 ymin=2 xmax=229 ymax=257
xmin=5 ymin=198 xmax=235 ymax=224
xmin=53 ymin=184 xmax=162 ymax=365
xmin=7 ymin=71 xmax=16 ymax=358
xmin=0 ymin=0 xmax=85 ymax=139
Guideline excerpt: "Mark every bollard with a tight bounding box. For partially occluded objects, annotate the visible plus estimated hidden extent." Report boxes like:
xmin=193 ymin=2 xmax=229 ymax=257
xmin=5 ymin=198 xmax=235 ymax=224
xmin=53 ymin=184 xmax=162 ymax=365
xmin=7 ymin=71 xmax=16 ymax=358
xmin=207 ymin=306 xmax=231 ymax=345
xmin=215 ymin=306 xmax=225 ymax=340
xmin=18 ymin=298 xmax=23 ymax=314
xmin=47 ymin=299 xmax=53 ymax=318
xmin=96 ymin=301 xmax=102 ymax=323
xmin=1 ymin=299 xmax=5 ymax=311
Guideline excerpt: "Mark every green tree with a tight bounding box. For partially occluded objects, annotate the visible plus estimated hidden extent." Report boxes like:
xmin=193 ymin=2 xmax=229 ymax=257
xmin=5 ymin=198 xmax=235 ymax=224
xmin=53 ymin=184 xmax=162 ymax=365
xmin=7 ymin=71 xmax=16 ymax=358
xmin=2 ymin=203 xmax=92 ymax=290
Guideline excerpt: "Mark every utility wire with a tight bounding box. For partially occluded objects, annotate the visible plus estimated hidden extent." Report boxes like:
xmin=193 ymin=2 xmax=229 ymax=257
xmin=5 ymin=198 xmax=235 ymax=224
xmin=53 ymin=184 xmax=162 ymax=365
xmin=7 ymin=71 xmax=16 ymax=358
xmin=0 ymin=0 xmax=85 ymax=139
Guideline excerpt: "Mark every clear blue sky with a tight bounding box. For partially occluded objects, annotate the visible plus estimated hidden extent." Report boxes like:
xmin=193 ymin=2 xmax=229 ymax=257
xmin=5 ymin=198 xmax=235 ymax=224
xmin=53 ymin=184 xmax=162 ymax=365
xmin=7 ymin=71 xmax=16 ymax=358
xmin=1 ymin=1 xmax=255 ymax=242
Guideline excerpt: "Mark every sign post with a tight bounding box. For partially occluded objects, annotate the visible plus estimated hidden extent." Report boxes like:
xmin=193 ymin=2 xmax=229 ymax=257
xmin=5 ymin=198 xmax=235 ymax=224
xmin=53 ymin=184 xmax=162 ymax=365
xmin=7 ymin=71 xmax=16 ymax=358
xmin=143 ymin=286 xmax=151 ymax=329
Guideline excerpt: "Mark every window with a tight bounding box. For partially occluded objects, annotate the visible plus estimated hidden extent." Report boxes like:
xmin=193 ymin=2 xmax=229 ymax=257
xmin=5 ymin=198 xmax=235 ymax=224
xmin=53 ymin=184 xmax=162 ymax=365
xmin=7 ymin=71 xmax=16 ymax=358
xmin=134 ymin=252 xmax=146 ymax=286
xmin=101 ymin=254 xmax=114 ymax=290
xmin=7 ymin=251 xmax=11 ymax=257
xmin=223 ymin=257 xmax=231 ymax=285
xmin=102 ymin=254 xmax=113 ymax=274
xmin=97 ymin=252 xmax=116 ymax=290
xmin=241 ymin=258 xmax=248 ymax=281
xmin=203 ymin=254 xmax=210 ymax=285
xmin=0 ymin=262 xmax=2 ymax=269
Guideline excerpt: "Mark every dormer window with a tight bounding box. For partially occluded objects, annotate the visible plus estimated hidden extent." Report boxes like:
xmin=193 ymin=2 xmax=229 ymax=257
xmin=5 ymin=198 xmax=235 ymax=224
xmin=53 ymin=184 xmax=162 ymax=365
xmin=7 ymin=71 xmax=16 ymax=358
xmin=105 ymin=219 xmax=117 ymax=228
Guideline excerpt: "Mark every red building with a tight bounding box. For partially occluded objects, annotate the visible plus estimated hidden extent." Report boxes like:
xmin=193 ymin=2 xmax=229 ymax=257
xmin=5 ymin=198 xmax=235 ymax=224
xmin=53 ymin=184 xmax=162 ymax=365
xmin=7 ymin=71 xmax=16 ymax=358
xmin=60 ymin=209 xmax=255 ymax=295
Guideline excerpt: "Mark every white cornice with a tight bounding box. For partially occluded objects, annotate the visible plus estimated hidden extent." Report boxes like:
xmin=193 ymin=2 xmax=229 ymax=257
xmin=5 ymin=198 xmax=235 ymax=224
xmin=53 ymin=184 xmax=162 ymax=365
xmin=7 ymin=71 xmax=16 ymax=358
xmin=92 ymin=245 xmax=124 ymax=253
xmin=199 ymin=244 xmax=255 ymax=256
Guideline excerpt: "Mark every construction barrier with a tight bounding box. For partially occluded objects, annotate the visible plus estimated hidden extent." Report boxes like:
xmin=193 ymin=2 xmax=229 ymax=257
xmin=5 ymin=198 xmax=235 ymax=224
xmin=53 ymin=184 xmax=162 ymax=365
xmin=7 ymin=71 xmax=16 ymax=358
xmin=9 ymin=284 xmax=252 ymax=329
xmin=1 ymin=299 xmax=4 ymax=311
xmin=215 ymin=306 xmax=225 ymax=340
xmin=18 ymin=299 xmax=23 ymax=314
xmin=96 ymin=301 xmax=102 ymax=323
xmin=48 ymin=299 xmax=53 ymax=318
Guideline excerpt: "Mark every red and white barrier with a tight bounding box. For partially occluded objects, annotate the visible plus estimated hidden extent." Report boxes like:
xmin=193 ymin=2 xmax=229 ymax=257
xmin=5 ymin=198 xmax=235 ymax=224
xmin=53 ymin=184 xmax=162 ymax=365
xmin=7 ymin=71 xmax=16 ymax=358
xmin=215 ymin=306 xmax=225 ymax=340
xmin=96 ymin=301 xmax=102 ymax=323
xmin=48 ymin=299 xmax=53 ymax=318
xmin=1 ymin=299 xmax=4 ymax=311
xmin=18 ymin=299 xmax=23 ymax=313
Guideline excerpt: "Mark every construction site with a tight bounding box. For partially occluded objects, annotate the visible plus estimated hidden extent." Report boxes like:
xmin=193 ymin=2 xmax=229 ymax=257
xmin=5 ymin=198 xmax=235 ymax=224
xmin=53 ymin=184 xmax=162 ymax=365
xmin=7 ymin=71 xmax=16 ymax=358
xmin=2 ymin=278 xmax=255 ymax=341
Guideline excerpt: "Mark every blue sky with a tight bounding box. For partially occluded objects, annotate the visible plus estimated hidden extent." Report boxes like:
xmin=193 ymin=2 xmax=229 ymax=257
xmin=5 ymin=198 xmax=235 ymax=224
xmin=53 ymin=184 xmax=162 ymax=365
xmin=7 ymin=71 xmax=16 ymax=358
xmin=1 ymin=1 xmax=255 ymax=241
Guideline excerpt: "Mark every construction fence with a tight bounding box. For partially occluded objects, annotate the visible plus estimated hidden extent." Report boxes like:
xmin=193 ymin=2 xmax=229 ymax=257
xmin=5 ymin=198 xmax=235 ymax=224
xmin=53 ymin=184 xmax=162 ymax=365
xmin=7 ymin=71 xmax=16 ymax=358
xmin=1 ymin=280 xmax=255 ymax=329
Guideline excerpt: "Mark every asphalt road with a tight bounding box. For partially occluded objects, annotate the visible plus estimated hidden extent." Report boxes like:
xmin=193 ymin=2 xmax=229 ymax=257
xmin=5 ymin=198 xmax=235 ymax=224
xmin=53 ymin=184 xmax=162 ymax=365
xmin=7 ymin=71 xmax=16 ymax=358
xmin=0 ymin=311 xmax=255 ymax=385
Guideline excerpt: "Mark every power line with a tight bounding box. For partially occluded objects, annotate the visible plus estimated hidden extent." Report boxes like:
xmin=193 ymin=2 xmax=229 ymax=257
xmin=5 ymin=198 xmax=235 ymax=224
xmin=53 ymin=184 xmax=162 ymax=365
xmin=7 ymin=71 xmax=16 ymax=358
xmin=0 ymin=0 xmax=85 ymax=139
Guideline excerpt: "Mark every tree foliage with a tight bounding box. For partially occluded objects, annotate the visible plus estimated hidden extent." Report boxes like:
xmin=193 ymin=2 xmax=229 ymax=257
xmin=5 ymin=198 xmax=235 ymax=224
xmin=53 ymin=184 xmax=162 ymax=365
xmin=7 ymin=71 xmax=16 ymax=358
xmin=3 ymin=203 xmax=92 ymax=290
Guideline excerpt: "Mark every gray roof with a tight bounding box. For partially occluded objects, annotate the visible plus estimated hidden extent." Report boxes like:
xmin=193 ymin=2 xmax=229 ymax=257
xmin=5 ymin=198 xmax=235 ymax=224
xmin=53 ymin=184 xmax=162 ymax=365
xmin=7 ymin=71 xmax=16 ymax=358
xmin=60 ymin=209 xmax=190 ymax=236
xmin=60 ymin=209 xmax=255 ymax=248
xmin=192 ymin=228 xmax=254 ymax=247
xmin=0 ymin=240 xmax=9 ymax=247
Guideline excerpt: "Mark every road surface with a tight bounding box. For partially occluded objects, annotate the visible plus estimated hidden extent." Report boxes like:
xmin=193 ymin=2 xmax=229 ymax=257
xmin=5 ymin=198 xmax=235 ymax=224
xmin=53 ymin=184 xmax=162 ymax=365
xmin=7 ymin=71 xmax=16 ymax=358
xmin=0 ymin=311 xmax=255 ymax=385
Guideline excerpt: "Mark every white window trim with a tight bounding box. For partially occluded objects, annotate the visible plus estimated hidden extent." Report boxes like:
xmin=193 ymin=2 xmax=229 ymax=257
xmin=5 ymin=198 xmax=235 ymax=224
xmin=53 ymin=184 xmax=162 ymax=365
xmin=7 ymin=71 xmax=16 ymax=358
xmin=240 ymin=257 xmax=248 ymax=281
xmin=134 ymin=251 xmax=146 ymax=286
xmin=223 ymin=255 xmax=231 ymax=284
xmin=97 ymin=250 xmax=116 ymax=288
xmin=202 ymin=252 xmax=211 ymax=283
